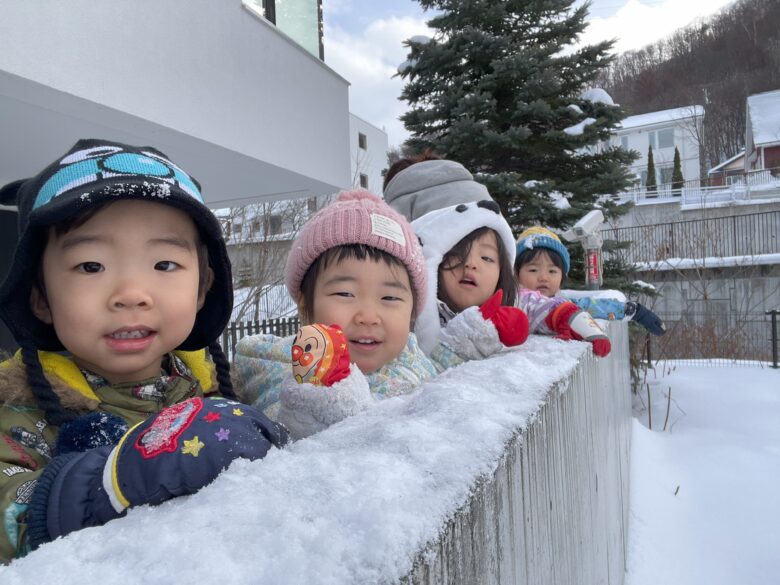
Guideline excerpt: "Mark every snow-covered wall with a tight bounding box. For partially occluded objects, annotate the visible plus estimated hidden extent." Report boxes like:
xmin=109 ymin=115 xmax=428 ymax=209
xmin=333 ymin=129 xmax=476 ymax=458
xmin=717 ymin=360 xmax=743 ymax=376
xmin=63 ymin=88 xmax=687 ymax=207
xmin=0 ymin=327 xmax=630 ymax=585
xmin=402 ymin=323 xmax=631 ymax=584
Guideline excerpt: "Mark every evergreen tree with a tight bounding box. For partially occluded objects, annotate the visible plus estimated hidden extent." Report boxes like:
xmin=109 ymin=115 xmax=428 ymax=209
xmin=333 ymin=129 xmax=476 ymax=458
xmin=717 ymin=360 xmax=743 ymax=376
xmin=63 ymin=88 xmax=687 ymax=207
xmin=397 ymin=0 xmax=638 ymax=233
xmin=645 ymin=145 xmax=657 ymax=193
xmin=672 ymin=146 xmax=684 ymax=191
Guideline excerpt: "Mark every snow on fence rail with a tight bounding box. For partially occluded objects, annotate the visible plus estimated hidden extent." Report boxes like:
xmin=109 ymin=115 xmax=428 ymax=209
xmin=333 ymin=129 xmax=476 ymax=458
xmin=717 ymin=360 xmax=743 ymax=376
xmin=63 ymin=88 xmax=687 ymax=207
xmin=1 ymin=325 xmax=630 ymax=585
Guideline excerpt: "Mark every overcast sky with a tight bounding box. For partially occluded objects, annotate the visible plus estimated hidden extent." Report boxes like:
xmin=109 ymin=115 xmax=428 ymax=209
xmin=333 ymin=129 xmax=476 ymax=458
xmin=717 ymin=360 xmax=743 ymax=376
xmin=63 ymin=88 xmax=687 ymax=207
xmin=321 ymin=0 xmax=736 ymax=148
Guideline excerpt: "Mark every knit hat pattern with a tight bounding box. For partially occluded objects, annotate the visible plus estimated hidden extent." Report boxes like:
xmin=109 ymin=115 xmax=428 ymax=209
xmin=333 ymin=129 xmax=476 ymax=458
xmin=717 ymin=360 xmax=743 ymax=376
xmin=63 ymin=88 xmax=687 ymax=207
xmin=515 ymin=226 xmax=571 ymax=274
xmin=384 ymin=159 xmax=493 ymax=222
xmin=0 ymin=138 xmax=233 ymax=351
xmin=285 ymin=189 xmax=427 ymax=310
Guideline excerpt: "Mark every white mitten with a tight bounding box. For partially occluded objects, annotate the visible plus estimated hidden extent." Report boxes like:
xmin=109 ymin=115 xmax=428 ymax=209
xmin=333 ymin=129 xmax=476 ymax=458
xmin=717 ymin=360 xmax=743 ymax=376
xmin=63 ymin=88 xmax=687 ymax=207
xmin=438 ymin=305 xmax=504 ymax=360
xmin=278 ymin=365 xmax=371 ymax=440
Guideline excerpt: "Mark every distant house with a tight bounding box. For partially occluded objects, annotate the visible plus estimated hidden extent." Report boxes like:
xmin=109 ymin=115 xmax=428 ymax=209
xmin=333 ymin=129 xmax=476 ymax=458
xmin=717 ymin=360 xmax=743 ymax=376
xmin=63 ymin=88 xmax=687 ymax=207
xmin=614 ymin=105 xmax=704 ymax=192
xmin=745 ymin=89 xmax=780 ymax=174
xmin=707 ymin=150 xmax=746 ymax=187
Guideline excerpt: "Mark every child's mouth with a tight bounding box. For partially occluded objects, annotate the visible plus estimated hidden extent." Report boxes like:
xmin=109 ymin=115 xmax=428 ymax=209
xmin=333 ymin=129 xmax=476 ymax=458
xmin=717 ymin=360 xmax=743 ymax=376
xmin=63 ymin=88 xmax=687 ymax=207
xmin=459 ymin=277 xmax=477 ymax=287
xmin=105 ymin=328 xmax=156 ymax=351
xmin=110 ymin=329 xmax=152 ymax=339
xmin=350 ymin=337 xmax=382 ymax=352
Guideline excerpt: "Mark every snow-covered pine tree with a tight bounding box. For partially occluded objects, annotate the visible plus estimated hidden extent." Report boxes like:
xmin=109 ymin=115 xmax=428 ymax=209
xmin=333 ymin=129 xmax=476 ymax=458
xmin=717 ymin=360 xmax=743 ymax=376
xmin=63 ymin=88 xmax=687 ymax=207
xmin=397 ymin=0 xmax=637 ymax=233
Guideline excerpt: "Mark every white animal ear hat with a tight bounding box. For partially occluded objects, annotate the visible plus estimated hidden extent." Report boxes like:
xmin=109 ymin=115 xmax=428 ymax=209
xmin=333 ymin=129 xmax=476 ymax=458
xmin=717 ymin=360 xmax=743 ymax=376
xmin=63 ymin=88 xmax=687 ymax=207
xmin=411 ymin=200 xmax=516 ymax=354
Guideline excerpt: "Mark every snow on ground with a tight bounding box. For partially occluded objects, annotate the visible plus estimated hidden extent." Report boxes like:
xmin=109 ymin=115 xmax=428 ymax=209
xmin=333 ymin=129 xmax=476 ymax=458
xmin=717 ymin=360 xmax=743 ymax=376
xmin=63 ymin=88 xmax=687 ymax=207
xmin=634 ymin=253 xmax=780 ymax=272
xmin=0 ymin=336 xmax=587 ymax=585
xmin=626 ymin=361 xmax=780 ymax=585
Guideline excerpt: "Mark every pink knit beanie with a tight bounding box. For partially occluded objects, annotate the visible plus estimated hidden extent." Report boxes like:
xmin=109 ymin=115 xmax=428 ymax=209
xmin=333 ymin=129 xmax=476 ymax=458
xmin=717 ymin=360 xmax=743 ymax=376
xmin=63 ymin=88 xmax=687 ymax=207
xmin=285 ymin=189 xmax=427 ymax=311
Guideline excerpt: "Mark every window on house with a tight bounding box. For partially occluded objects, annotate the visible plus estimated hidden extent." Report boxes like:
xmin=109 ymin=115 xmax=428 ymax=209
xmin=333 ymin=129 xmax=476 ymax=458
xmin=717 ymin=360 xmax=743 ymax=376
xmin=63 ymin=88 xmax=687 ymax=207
xmin=620 ymin=136 xmax=629 ymax=150
xmin=268 ymin=214 xmax=283 ymax=235
xmin=658 ymin=166 xmax=674 ymax=185
xmin=307 ymin=197 xmax=317 ymax=214
xmin=359 ymin=173 xmax=369 ymax=189
xmin=358 ymin=133 xmax=367 ymax=150
xmin=640 ymin=170 xmax=648 ymax=186
xmin=648 ymin=128 xmax=674 ymax=150
xmin=251 ymin=218 xmax=262 ymax=236
xmin=238 ymin=258 xmax=253 ymax=282
xmin=223 ymin=220 xmax=232 ymax=239
xmin=233 ymin=222 xmax=243 ymax=238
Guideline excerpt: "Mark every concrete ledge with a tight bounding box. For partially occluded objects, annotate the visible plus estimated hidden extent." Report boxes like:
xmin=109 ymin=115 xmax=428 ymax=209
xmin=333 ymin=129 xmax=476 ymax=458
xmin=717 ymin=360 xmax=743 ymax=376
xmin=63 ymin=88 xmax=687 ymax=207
xmin=403 ymin=323 xmax=631 ymax=585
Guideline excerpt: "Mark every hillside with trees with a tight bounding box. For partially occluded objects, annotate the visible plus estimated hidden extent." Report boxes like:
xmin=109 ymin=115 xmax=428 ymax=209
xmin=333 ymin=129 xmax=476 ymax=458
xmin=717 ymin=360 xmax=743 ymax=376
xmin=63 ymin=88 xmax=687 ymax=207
xmin=599 ymin=0 xmax=780 ymax=173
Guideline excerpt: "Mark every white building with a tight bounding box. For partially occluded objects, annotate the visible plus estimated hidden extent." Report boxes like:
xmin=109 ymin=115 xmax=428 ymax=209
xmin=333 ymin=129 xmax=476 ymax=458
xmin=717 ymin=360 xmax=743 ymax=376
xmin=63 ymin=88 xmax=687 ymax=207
xmin=0 ymin=0 xmax=351 ymax=350
xmin=0 ymin=0 xmax=350 ymax=208
xmin=349 ymin=113 xmax=389 ymax=195
xmin=615 ymin=105 xmax=704 ymax=193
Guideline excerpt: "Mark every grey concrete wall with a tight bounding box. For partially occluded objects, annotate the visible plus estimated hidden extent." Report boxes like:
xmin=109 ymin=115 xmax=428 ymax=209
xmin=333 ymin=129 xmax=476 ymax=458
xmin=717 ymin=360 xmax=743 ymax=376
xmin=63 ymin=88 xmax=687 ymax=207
xmin=611 ymin=198 xmax=780 ymax=229
xmin=401 ymin=324 xmax=631 ymax=585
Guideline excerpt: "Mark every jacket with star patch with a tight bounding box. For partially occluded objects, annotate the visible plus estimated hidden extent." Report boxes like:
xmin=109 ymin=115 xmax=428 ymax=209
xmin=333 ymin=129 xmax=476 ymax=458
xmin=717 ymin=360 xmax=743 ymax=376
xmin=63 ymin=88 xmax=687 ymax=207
xmin=0 ymin=349 xmax=221 ymax=563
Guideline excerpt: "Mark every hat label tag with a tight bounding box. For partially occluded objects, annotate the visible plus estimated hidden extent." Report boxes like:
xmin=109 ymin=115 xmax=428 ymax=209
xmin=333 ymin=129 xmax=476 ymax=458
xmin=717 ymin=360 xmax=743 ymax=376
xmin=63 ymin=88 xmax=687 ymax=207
xmin=370 ymin=214 xmax=406 ymax=247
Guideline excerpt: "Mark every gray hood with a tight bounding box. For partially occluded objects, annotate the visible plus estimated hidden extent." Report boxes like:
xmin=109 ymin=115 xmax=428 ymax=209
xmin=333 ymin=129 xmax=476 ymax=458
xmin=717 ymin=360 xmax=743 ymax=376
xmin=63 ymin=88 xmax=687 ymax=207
xmin=383 ymin=159 xmax=493 ymax=222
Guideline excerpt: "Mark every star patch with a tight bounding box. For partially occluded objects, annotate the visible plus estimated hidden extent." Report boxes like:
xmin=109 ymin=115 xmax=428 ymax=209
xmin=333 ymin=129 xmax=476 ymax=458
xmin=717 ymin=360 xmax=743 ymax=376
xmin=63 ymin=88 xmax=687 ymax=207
xmin=215 ymin=428 xmax=230 ymax=441
xmin=182 ymin=436 xmax=204 ymax=457
xmin=203 ymin=412 xmax=221 ymax=423
xmin=232 ymin=408 xmax=244 ymax=416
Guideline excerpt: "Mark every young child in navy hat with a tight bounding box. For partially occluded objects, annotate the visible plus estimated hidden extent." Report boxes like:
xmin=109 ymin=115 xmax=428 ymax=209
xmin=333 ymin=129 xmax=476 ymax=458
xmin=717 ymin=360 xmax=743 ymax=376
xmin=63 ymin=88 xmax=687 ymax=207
xmin=515 ymin=226 xmax=666 ymax=337
xmin=0 ymin=139 xmax=286 ymax=562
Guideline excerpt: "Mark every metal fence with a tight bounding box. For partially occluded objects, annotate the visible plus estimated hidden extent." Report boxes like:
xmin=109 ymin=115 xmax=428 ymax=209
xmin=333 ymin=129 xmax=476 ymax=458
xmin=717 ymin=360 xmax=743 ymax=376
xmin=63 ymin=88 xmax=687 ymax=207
xmin=616 ymin=165 xmax=780 ymax=204
xmin=221 ymin=316 xmax=300 ymax=360
xmin=638 ymin=311 xmax=775 ymax=366
xmin=603 ymin=210 xmax=780 ymax=264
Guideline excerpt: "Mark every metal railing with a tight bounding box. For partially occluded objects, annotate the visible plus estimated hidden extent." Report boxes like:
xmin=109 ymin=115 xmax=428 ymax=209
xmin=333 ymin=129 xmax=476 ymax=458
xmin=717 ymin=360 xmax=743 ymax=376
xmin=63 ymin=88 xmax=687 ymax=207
xmin=603 ymin=210 xmax=780 ymax=264
xmin=639 ymin=311 xmax=775 ymax=366
xmin=221 ymin=316 xmax=300 ymax=361
xmin=616 ymin=166 xmax=780 ymax=204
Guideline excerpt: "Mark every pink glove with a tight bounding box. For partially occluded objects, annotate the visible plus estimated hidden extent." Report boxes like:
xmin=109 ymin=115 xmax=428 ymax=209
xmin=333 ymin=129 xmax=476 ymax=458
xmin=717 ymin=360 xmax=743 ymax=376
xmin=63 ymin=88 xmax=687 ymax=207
xmin=479 ymin=290 xmax=530 ymax=347
xmin=547 ymin=302 xmax=611 ymax=357
xmin=291 ymin=324 xmax=351 ymax=386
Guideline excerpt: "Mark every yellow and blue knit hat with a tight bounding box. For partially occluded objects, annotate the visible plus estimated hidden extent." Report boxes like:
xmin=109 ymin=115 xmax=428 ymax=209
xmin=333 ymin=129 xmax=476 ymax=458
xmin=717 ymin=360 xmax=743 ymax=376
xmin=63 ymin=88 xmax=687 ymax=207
xmin=0 ymin=139 xmax=233 ymax=352
xmin=515 ymin=226 xmax=571 ymax=274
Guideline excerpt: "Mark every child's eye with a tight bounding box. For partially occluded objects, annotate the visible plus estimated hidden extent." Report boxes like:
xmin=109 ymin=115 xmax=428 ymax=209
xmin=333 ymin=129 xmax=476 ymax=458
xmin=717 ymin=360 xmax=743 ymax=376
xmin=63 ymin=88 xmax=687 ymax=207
xmin=77 ymin=262 xmax=104 ymax=273
xmin=382 ymin=295 xmax=403 ymax=302
xmin=482 ymin=256 xmax=495 ymax=263
xmin=155 ymin=261 xmax=180 ymax=272
xmin=332 ymin=292 xmax=354 ymax=298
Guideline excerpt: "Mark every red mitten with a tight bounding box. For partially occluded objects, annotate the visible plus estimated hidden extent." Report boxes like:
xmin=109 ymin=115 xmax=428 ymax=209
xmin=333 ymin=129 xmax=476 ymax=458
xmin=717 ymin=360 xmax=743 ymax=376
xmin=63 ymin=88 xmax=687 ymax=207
xmin=546 ymin=302 xmax=612 ymax=357
xmin=291 ymin=324 xmax=351 ymax=386
xmin=478 ymin=290 xmax=530 ymax=347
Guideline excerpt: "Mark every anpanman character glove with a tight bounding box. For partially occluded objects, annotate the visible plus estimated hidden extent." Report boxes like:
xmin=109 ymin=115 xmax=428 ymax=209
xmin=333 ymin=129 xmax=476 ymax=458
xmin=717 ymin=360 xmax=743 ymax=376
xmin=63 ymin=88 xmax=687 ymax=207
xmin=291 ymin=324 xmax=351 ymax=386
xmin=28 ymin=397 xmax=286 ymax=549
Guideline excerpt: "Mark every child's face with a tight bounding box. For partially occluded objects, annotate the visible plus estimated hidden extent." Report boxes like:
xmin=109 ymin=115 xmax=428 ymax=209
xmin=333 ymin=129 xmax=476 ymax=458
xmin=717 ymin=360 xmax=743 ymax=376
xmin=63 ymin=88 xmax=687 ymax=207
xmin=516 ymin=250 xmax=563 ymax=297
xmin=439 ymin=230 xmax=500 ymax=311
xmin=307 ymin=256 xmax=413 ymax=374
xmin=31 ymin=200 xmax=210 ymax=384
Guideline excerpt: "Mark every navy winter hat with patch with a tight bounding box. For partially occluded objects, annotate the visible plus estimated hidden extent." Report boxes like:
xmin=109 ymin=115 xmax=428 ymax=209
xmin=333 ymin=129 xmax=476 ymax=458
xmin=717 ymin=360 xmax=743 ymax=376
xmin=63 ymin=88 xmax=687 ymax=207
xmin=0 ymin=138 xmax=233 ymax=352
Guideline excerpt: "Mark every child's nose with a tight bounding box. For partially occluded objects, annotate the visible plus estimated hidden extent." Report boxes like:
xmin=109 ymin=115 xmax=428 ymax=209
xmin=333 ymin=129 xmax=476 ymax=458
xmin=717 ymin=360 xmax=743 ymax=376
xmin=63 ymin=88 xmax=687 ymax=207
xmin=109 ymin=280 xmax=153 ymax=310
xmin=354 ymin=304 xmax=380 ymax=325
